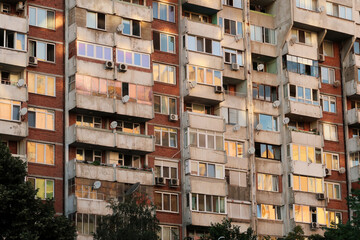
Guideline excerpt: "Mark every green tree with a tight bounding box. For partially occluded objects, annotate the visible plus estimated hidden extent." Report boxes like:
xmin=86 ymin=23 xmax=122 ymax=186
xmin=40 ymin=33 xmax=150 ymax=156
xmin=285 ymin=226 xmax=305 ymax=240
xmin=201 ymin=218 xmax=257 ymax=240
xmin=93 ymin=193 xmax=160 ymax=240
xmin=0 ymin=142 xmax=76 ymax=240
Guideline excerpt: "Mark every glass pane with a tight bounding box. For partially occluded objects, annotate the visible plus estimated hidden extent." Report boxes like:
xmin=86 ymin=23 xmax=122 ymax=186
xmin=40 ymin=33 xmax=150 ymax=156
xmin=47 ymin=77 xmax=55 ymax=96
xmin=37 ymin=42 xmax=47 ymax=60
xmin=86 ymin=12 xmax=97 ymax=28
xmin=38 ymin=8 xmax=47 ymax=28
xmin=208 ymin=164 xmax=215 ymax=178
xmin=36 ymin=179 xmax=45 ymax=199
xmin=37 ymin=143 xmax=45 ymax=163
xmin=160 ymin=34 xmax=167 ymax=52
xmin=46 ymin=180 xmax=54 ymax=198
xmin=45 ymin=144 xmax=54 ymax=165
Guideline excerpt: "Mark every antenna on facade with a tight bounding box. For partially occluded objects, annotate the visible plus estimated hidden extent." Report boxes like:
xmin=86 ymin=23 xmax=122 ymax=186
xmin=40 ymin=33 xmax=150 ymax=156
xmin=125 ymin=182 xmax=140 ymax=196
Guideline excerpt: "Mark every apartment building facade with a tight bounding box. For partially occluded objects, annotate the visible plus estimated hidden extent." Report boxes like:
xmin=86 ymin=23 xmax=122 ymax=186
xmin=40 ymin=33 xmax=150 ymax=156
xmin=1 ymin=0 xmax=360 ymax=239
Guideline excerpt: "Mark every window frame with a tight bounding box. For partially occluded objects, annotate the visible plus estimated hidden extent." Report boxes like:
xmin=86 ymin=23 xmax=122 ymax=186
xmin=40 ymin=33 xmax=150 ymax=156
xmin=321 ymin=95 xmax=336 ymax=113
xmin=76 ymin=148 xmax=102 ymax=163
xmin=0 ymin=98 xmax=21 ymax=121
xmin=320 ymin=66 xmax=335 ymax=84
xmin=257 ymin=204 xmax=282 ymax=220
xmin=29 ymin=6 xmax=55 ymax=30
xmin=153 ymin=1 xmax=175 ymax=22
xmin=323 ymin=123 xmax=338 ymax=141
xmin=225 ymin=140 xmax=244 ymax=158
xmin=187 ymin=64 xmax=222 ymax=86
xmin=190 ymin=193 xmax=226 ymax=214
xmin=116 ymin=48 xmax=150 ymax=69
xmin=76 ymin=115 xmax=102 ymax=129
xmin=0 ymin=29 xmax=27 ymax=51
xmin=155 ymin=192 xmax=179 ymax=213
xmin=155 ymin=126 xmax=178 ymax=148
xmin=122 ymin=18 xmax=141 ymax=37
xmin=325 ymin=182 xmax=341 ymax=200
xmin=292 ymin=174 xmax=324 ymax=193
xmin=257 ymin=173 xmax=279 ymax=192
xmin=28 ymin=107 xmax=55 ymax=131
xmin=154 ymin=94 xmax=177 ymax=115
xmin=28 ymin=177 xmax=54 ymax=199
xmin=28 ymin=72 xmax=56 ymax=97
xmin=153 ymin=62 xmax=176 ymax=84
xmin=29 ymin=40 xmax=55 ymax=62
xmin=27 ymin=141 xmax=55 ymax=165
xmin=188 ymin=160 xmax=225 ymax=179
xmin=290 ymin=144 xmax=322 ymax=164
xmin=186 ymin=35 xmax=222 ymax=56
xmin=185 ymin=128 xmax=224 ymax=151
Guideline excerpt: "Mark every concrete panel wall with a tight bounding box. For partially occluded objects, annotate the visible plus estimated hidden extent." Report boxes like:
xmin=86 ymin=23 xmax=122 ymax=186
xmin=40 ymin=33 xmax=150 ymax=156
xmin=0 ymin=14 xmax=27 ymax=33
xmin=184 ymin=111 xmax=225 ymax=132
xmin=189 ymin=176 xmax=227 ymax=196
xmin=0 ymin=120 xmax=28 ymax=138
xmin=185 ymin=146 xmax=226 ymax=164
xmin=0 ymin=84 xmax=27 ymax=102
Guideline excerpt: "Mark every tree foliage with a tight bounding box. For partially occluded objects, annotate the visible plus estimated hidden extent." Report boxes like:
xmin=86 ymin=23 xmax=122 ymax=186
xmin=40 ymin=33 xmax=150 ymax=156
xmin=0 ymin=142 xmax=76 ymax=240
xmin=93 ymin=193 xmax=160 ymax=240
xmin=201 ymin=218 xmax=257 ymax=240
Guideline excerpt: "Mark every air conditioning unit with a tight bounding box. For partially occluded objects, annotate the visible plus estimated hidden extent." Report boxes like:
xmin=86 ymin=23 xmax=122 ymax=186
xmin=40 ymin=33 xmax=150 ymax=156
xmin=16 ymin=2 xmax=24 ymax=12
xmin=231 ymin=63 xmax=240 ymax=71
xmin=105 ymin=61 xmax=114 ymax=69
xmin=318 ymin=53 xmax=325 ymax=62
xmin=155 ymin=177 xmax=166 ymax=186
xmin=28 ymin=56 xmax=38 ymax=66
xmin=333 ymin=80 xmax=340 ymax=88
xmin=169 ymin=114 xmax=178 ymax=121
xmin=310 ymin=222 xmax=319 ymax=230
xmin=325 ymin=168 xmax=332 ymax=176
xmin=214 ymin=85 xmax=223 ymax=93
xmin=169 ymin=178 xmax=179 ymax=187
xmin=118 ymin=63 xmax=127 ymax=72
xmin=316 ymin=193 xmax=325 ymax=200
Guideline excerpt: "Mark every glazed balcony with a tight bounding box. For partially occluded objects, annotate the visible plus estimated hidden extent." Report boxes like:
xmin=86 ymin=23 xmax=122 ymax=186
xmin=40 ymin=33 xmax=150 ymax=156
xmin=67 ymin=125 xmax=155 ymax=154
xmin=286 ymin=129 xmax=323 ymax=148
xmin=0 ymin=120 xmax=28 ymax=138
xmin=183 ymin=111 xmax=225 ymax=132
xmin=0 ymin=84 xmax=27 ymax=102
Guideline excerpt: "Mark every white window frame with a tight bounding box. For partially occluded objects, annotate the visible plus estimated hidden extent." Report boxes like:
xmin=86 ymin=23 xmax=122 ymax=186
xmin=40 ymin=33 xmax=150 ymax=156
xmin=291 ymin=28 xmax=312 ymax=45
xmin=187 ymin=65 xmax=223 ymax=86
xmin=28 ymin=177 xmax=54 ymax=199
xmin=257 ymin=204 xmax=282 ymax=220
xmin=154 ymin=95 xmax=177 ymax=115
xmin=250 ymin=25 xmax=276 ymax=44
xmin=325 ymin=211 xmax=342 ymax=228
xmin=27 ymin=141 xmax=55 ymax=165
xmin=155 ymin=126 xmax=178 ymax=148
xmin=292 ymin=174 xmax=324 ymax=193
xmin=28 ymin=107 xmax=55 ymax=130
xmin=116 ymin=48 xmax=150 ymax=69
xmin=257 ymin=114 xmax=279 ymax=132
xmin=190 ymin=193 xmax=227 ymax=214
xmin=224 ymin=48 xmax=243 ymax=65
xmin=321 ymin=95 xmax=336 ymax=113
xmin=323 ymin=152 xmax=339 ymax=170
xmin=28 ymin=72 xmax=56 ymax=97
xmin=257 ymin=173 xmax=279 ymax=192
xmin=326 ymin=2 xmax=352 ymax=20
xmin=325 ymin=182 xmax=341 ymax=200
xmin=76 ymin=148 xmax=102 ymax=163
xmin=293 ymin=205 xmax=326 ymax=224
xmin=155 ymin=192 xmax=179 ymax=213
xmin=350 ymin=152 xmax=360 ymax=167
xmin=186 ymin=128 xmax=224 ymax=151
xmin=76 ymin=115 xmax=102 ymax=129
xmin=159 ymin=33 xmax=175 ymax=53
xmin=323 ymin=123 xmax=338 ymax=141
xmin=153 ymin=63 xmax=176 ymax=84
xmin=154 ymin=162 xmax=178 ymax=179
xmin=0 ymin=98 xmax=21 ymax=121
xmin=77 ymin=41 xmax=112 ymax=61
xmin=288 ymin=84 xmax=319 ymax=106
xmin=320 ymin=67 xmax=335 ymax=84
xmin=0 ymin=29 xmax=26 ymax=51
xmin=188 ymin=160 xmax=225 ymax=179
xmin=223 ymin=0 xmax=242 ymax=9
xmin=158 ymin=225 xmax=180 ymax=240
xmin=29 ymin=6 xmax=55 ymax=30
xmin=153 ymin=1 xmax=175 ymax=22
xmin=186 ymin=35 xmax=222 ymax=56
xmin=86 ymin=11 xmax=105 ymax=30
xmin=122 ymin=18 xmax=140 ymax=37
xmin=116 ymin=121 xmax=140 ymax=134
xmin=75 ymin=213 xmax=101 ymax=235
xmin=290 ymin=144 xmax=322 ymax=164
xmin=29 ymin=40 xmax=55 ymax=62
xmin=296 ymin=0 xmax=317 ymax=11
xmin=225 ymin=140 xmax=244 ymax=158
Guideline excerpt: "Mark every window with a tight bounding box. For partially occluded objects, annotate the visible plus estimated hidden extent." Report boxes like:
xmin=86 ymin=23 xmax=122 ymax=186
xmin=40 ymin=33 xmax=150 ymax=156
xmin=154 ymin=162 xmax=178 ymax=179
xmin=296 ymin=0 xmax=317 ymax=11
xmin=323 ymin=41 xmax=334 ymax=57
xmin=352 ymin=128 xmax=360 ymax=138
xmin=291 ymin=144 xmax=322 ymax=164
xmin=323 ymin=152 xmax=339 ymax=170
xmin=116 ymin=121 xmax=140 ymax=134
xmin=186 ymin=103 xmax=211 ymax=115
xmin=186 ymin=35 xmax=221 ymax=56
xmin=28 ymin=108 xmax=54 ymax=130
xmin=78 ymin=42 xmax=112 ymax=61
xmin=188 ymin=160 xmax=224 ymax=179
xmin=225 ymin=141 xmax=244 ymax=158
xmin=0 ymin=29 xmax=26 ymax=51
xmin=76 ymin=115 xmax=102 ymax=128
xmin=185 ymin=128 xmax=223 ymax=151
xmin=321 ymin=95 xmax=336 ymax=113
xmin=184 ymin=11 xmax=210 ymax=23
xmin=292 ymin=175 xmax=323 ymax=193
xmin=86 ymin=11 xmax=105 ymax=30
xmin=326 ymin=2 xmax=352 ymax=20
xmin=109 ymin=152 xmax=140 ymax=167
xmin=257 ymin=204 xmax=282 ymax=220
xmin=283 ymin=55 xmax=319 ymax=77
xmin=0 ymin=3 xmax=10 ymax=13
xmin=187 ymin=65 xmax=222 ymax=86
xmin=153 ymin=63 xmax=176 ymax=84
xmin=257 ymin=173 xmax=278 ymax=192
xmin=222 ymin=108 xmax=246 ymax=126
xmin=255 ymin=143 xmax=281 ymax=160
xmin=190 ymin=193 xmax=226 ymax=214
xmin=326 ymin=211 xmax=341 ymax=228
xmin=76 ymin=213 xmax=102 ymax=235
xmin=155 ymin=127 xmax=177 ymax=148
xmin=350 ymin=152 xmax=360 ymax=167
xmin=153 ymin=32 xmax=175 ymax=53
xmin=0 ymin=99 xmax=20 ymax=121
xmin=28 ymin=72 xmax=55 ymax=96
xmin=325 ymin=182 xmax=341 ymax=200
xmin=153 ymin=1 xmax=175 ymax=22
xmin=222 ymin=18 xmax=243 ymax=37
xmin=291 ymin=29 xmax=311 ymax=45
xmin=158 ymin=225 xmax=179 ymax=240
xmin=155 ymin=192 xmax=178 ymax=212
xmin=224 ymin=48 xmax=243 ymax=65
xmin=29 ymin=7 xmax=55 ymax=30
xmin=122 ymin=19 xmax=140 ymax=37
xmin=75 ymin=184 xmax=104 ymax=200
xmin=321 ymin=67 xmax=335 ymax=84
xmin=120 ymin=0 xmax=145 ymax=5
xmin=0 ymin=71 xmax=20 ymax=86
xmin=250 ymin=25 xmax=276 ymax=44
xmin=256 ymin=114 xmax=279 ymax=131
xmin=77 ymin=149 xmax=102 ymax=163
xmin=287 ymin=84 xmax=319 ymax=105
xmin=223 ymin=0 xmax=242 ymax=8
xmin=27 ymin=142 xmax=55 ymax=165
xmin=323 ymin=123 xmax=338 ymax=141
xmin=29 ymin=40 xmax=55 ymax=62
xmin=116 ymin=49 xmax=150 ymax=68
xmin=253 ymin=83 xmax=278 ymax=102
xmin=294 ymin=205 xmax=326 ymax=224
xmin=154 ymin=95 xmax=176 ymax=115
xmin=354 ymin=40 xmax=360 ymax=54
xmin=28 ymin=177 xmax=54 ymax=199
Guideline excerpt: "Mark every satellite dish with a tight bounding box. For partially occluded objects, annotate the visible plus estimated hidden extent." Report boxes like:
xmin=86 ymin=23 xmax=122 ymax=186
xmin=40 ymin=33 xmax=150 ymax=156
xmin=272 ymin=100 xmax=281 ymax=108
xmin=117 ymin=23 xmax=124 ymax=33
xmin=122 ymin=95 xmax=130 ymax=103
xmin=257 ymin=64 xmax=264 ymax=72
xmin=283 ymin=117 xmax=290 ymax=125
xmin=20 ymin=107 xmax=27 ymax=116
xmin=17 ymin=79 xmax=25 ymax=87
xmin=233 ymin=125 xmax=240 ymax=132
xmin=189 ymin=81 xmax=197 ymax=88
xmin=255 ymin=123 xmax=263 ymax=131
xmin=93 ymin=181 xmax=101 ymax=190
xmin=110 ymin=121 xmax=118 ymax=129
xmin=339 ymin=167 xmax=346 ymax=174
xmin=125 ymin=182 xmax=140 ymax=196
xmin=248 ymin=147 xmax=255 ymax=155
xmin=234 ymin=34 xmax=241 ymax=42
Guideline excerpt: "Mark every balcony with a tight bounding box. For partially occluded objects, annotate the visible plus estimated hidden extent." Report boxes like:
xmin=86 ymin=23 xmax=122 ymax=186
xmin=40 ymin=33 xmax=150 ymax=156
xmin=0 ymin=120 xmax=28 ymax=138
xmin=76 ymin=198 xmax=111 ymax=215
xmin=254 ymin=130 xmax=281 ymax=145
xmin=290 ymin=160 xmax=325 ymax=178
xmin=183 ymin=111 xmax=225 ymax=132
xmin=257 ymin=191 xmax=283 ymax=206
xmin=185 ymin=50 xmax=223 ymax=70
xmin=188 ymin=211 xmax=225 ymax=227
xmin=183 ymin=82 xmax=224 ymax=105
xmin=347 ymin=108 xmax=360 ymax=127
xmin=287 ymin=72 xmax=319 ymax=90
xmin=0 ymin=48 xmax=27 ymax=69
xmin=223 ymin=64 xmax=245 ymax=80
xmin=251 ymin=41 xmax=277 ymax=58
xmin=186 ymin=175 xmax=227 ymax=196
xmin=284 ymin=99 xmax=322 ymax=121
xmin=67 ymin=125 xmax=155 ymax=154
xmin=226 ymin=156 xmax=248 ymax=170
xmin=348 ymin=137 xmax=360 ymax=153
xmin=181 ymin=18 xmax=222 ymax=41
xmin=183 ymin=146 xmax=226 ymax=164
xmin=254 ymin=100 xmax=280 ymax=116
xmin=257 ymin=220 xmax=284 ymax=237
xmin=0 ymin=84 xmax=27 ymax=102
xmin=0 ymin=13 xmax=27 ymax=33
xmin=345 ymin=80 xmax=360 ymax=100
xmin=256 ymin=159 xmax=282 ymax=176
xmin=181 ymin=0 xmax=222 ymax=14
xmin=250 ymin=10 xmax=275 ymax=29
xmin=252 ymin=71 xmax=277 ymax=86
xmin=350 ymin=165 xmax=360 ymax=183
xmin=68 ymin=90 xmax=154 ymax=121
xmin=286 ymin=129 xmax=323 ymax=148
xmin=293 ymin=191 xmax=326 ymax=207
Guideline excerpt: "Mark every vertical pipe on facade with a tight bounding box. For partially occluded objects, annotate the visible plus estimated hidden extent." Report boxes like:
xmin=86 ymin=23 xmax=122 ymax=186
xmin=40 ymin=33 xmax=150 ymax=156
xmin=64 ymin=0 xmax=69 ymax=216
